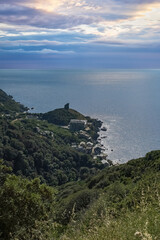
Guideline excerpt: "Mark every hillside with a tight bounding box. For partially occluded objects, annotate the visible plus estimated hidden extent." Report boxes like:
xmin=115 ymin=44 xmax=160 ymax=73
xmin=55 ymin=150 xmax=160 ymax=239
xmin=42 ymin=108 xmax=86 ymax=126
xmin=0 ymin=89 xmax=28 ymax=113
xmin=0 ymin=150 xmax=160 ymax=239
xmin=0 ymin=90 xmax=105 ymax=186
xmin=0 ymin=89 xmax=160 ymax=240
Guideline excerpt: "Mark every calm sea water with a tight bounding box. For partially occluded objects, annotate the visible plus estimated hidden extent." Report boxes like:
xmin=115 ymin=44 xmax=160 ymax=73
xmin=0 ymin=69 xmax=160 ymax=163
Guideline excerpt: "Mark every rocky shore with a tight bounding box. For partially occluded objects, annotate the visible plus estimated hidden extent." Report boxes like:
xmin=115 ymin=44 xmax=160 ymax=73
xmin=69 ymin=118 xmax=112 ymax=166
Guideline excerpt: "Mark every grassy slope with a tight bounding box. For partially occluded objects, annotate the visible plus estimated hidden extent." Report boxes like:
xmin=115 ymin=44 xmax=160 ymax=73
xmin=55 ymin=151 xmax=160 ymax=239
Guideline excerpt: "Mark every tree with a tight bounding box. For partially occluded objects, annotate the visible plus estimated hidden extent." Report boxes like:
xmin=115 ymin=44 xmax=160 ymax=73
xmin=0 ymin=172 xmax=56 ymax=240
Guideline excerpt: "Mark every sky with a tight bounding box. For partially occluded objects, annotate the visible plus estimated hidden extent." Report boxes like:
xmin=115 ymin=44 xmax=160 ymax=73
xmin=0 ymin=0 xmax=160 ymax=69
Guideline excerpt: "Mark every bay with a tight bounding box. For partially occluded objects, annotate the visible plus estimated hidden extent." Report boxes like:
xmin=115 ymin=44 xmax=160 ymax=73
xmin=0 ymin=69 xmax=160 ymax=163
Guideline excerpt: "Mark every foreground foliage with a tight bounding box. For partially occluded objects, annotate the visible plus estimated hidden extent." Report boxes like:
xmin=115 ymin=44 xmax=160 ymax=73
xmin=0 ymin=152 xmax=160 ymax=239
xmin=0 ymin=161 xmax=56 ymax=240
xmin=55 ymin=151 xmax=160 ymax=239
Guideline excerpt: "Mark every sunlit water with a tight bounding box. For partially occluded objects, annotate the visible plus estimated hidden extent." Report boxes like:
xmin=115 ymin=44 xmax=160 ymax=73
xmin=0 ymin=69 xmax=160 ymax=162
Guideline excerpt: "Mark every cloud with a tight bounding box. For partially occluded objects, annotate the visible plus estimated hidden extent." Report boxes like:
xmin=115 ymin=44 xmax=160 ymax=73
xmin=0 ymin=39 xmax=89 ymax=48
xmin=40 ymin=49 xmax=74 ymax=54
xmin=0 ymin=4 xmax=96 ymax=29
xmin=91 ymin=38 xmax=160 ymax=48
xmin=1 ymin=1 xmax=160 ymax=31
xmin=0 ymin=0 xmax=160 ymax=68
xmin=113 ymin=0 xmax=159 ymax=4
xmin=0 ymin=48 xmax=75 ymax=54
xmin=0 ymin=40 xmax=62 ymax=47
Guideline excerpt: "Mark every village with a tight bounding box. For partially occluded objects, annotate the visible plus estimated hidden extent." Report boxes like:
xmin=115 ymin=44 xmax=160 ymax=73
xmin=1 ymin=99 xmax=109 ymax=164
xmin=68 ymin=118 xmax=108 ymax=163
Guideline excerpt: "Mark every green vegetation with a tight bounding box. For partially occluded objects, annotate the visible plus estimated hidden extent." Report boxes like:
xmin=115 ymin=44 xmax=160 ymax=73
xmin=0 ymin=89 xmax=28 ymax=113
xmin=0 ymin=89 xmax=160 ymax=239
xmin=42 ymin=108 xmax=86 ymax=126
xmin=0 ymin=90 xmax=104 ymax=186
xmin=55 ymin=150 xmax=160 ymax=239
xmin=0 ymin=116 xmax=104 ymax=186
xmin=1 ymin=150 xmax=160 ymax=239
xmin=0 ymin=160 xmax=56 ymax=240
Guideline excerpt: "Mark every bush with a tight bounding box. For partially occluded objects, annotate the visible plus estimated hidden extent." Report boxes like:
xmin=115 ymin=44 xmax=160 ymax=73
xmin=0 ymin=174 xmax=56 ymax=240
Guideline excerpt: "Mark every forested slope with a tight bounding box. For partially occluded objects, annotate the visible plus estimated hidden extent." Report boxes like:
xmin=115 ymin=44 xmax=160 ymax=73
xmin=0 ymin=89 xmax=160 ymax=240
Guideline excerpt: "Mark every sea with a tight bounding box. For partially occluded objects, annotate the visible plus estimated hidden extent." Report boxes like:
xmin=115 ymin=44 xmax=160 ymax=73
xmin=0 ymin=69 xmax=160 ymax=163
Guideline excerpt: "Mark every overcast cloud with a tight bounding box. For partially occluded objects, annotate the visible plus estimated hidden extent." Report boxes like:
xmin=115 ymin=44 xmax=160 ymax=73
xmin=0 ymin=0 xmax=160 ymax=68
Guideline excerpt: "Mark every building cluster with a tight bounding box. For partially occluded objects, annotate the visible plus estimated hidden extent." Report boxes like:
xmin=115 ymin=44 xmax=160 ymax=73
xmin=71 ymin=141 xmax=107 ymax=160
xmin=69 ymin=119 xmax=107 ymax=161
xmin=35 ymin=126 xmax=54 ymax=139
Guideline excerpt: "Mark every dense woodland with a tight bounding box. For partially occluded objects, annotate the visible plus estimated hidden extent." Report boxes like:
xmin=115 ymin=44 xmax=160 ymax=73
xmin=0 ymin=89 xmax=160 ymax=240
xmin=0 ymin=115 xmax=104 ymax=186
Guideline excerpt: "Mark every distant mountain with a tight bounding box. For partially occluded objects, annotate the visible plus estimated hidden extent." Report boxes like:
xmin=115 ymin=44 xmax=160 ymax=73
xmin=0 ymin=89 xmax=28 ymax=113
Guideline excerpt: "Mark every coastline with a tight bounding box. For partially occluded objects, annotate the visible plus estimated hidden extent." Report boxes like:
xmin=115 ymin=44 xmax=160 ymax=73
xmin=97 ymin=119 xmax=122 ymax=165
xmin=97 ymin=122 xmax=117 ymax=165
xmin=1 ymin=69 xmax=160 ymax=163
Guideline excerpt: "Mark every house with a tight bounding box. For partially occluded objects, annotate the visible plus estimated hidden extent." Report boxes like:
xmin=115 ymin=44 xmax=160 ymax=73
xmin=69 ymin=119 xmax=87 ymax=131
